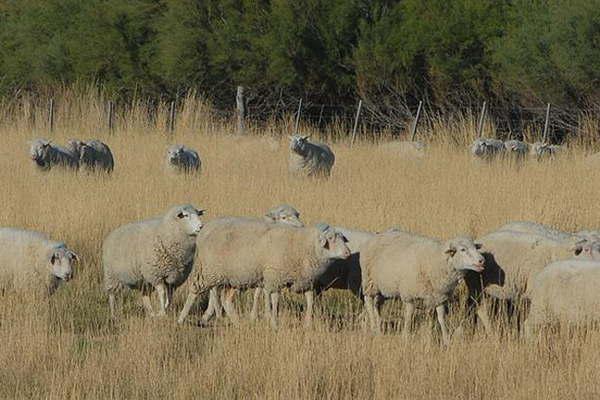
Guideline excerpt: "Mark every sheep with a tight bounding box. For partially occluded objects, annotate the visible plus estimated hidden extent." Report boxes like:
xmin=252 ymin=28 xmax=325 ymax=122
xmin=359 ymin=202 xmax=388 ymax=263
xmin=166 ymin=144 xmax=201 ymax=173
xmin=470 ymin=138 xmax=505 ymax=160
xmin=530 ymin=142 xmax=562 ymax=160
xmin=360 ymin=233 xmax=485 ymax=344
xmin=288 ymin=135 xmax=335 ymax=177
xmin=0 ymin=228 xmax=79 ymax=296
xmin=177 ymin=222 xmax=351 ymax=328
xmin=504 ymin=140 xmax=529 ymax=160
xmin=67 ymin=139 xmax=114 ymax=173
xmin=263 ymin=204 xmax=303 ymax=228
xmin=102 ymin=204 xmax=204 ymax=318
xmin=463 ymin=230 xmax=592 ymax=333
xmin=496 ymin=221 xmax=573 ymax=242
xmin=524 ymin=259 xmax=600 ymax=336
xmin=29 ymin=139 xmax=79 ymax=171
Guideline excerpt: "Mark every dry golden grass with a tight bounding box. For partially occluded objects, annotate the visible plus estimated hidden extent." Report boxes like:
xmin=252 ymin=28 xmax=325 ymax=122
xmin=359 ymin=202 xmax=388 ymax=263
xmin=1 ymin=92 xmax=600 ymax=399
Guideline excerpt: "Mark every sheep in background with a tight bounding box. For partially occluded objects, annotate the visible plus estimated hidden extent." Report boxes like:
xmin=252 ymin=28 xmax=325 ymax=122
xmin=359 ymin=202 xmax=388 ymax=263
xmin=360 ymin=233 xmax=485 ymax=344
xmin=67 ymin=139 xmax=114 ymax=173
xmin=530 ymin=142 xmax=562 ymax=160
xmin=0 ymin=228 xmax=79 ymax=296
xmin=289 ymin=135 xmax=335 ymax=177
xmin=177 ymin=222 xmax=351 ymax=328
xmin=29 ymin=139 xmax=79 ymax=171
xmin=470 ymin=138 xmax=505 ymax=160
xmin=504 ymin=140 xmax=529 ymax=160
xmin=166 ymin=145 xmax=201 ymax=173
xmin=102 ymin=204 xmax=204 ymax=318
xmin=496 ymin=221 xmax=573 ymax=242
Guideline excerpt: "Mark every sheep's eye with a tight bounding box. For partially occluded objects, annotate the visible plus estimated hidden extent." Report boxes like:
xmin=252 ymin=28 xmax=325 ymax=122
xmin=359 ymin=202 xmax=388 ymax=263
xmin=460 ymin=248 xmax=466 ymax=252
xmin=50 ymin=255 xmax=57 ymax=265
xmin=281 ymin=216 xmax=287 ymax=219
xmin=177 ymin=212 xmax=186 ymax=219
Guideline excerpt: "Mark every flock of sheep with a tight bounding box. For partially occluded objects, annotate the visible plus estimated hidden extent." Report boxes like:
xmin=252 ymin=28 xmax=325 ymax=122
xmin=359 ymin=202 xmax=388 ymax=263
xmin=470 ymin=138 xmax=562 ymax=161
xmin=8 ymin=134 xmax=598 ymax=344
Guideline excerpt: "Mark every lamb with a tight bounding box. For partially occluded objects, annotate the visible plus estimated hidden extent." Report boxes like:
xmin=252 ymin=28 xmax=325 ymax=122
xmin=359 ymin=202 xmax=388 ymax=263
xmin=102 ymin=204 xmax=204 ymax=318
xmin=360 ymin=233 xmax=485 ymax=344
xmin=504 ymin=140 xmax=529 ymax=160
xmin=177 ymin=222 xmax=351 ymax=328
xmin=470 ymin=138 xmax=505 ymax=160
xmin=524 ymin=259 xmax=600 ymax=336
xmin=530 ymin=142 xmax=562 ymax=160
xmin=29 ymin=139 xmax=79 ymax=171
xmin=0 ymin=228 xmax=79 ymax=296
xmin=288 ymin=135 xmax=335 ymax=177
xmin=68 ymin=139 xmax=114 ymax=173
xmin=166 ymin=144 xmax=201 ymax=173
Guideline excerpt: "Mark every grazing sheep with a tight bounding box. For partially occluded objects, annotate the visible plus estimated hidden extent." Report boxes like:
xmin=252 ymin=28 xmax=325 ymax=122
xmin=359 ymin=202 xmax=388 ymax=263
xmin=102 ymin=204 xmax=204 ymax=318
xmin=464 ymin=230 xmax=591 ymax=333
xmin=470 ymin=138 xmax=505 ymax=160
xmin=177 ymin=222 xmax=351 ymax=328
xmin=289 ymin=135 xmax=335 ymax=177
xmin=524 ymin=259 xmax=600 ymax=336
xmin=29 ymin=139 xmax=79 ymax=171
xmin=360 ymin=233 xmax=485 ymax=344
xmin=0 ymin=228 xmax=79 ymax=296
xmin=504 ymin=140 xmax=529 ymax=160
xmin=530 ymin=142 xmax=562 ymax=160
xmin=166 ymin=145 xmax=201 ymax=173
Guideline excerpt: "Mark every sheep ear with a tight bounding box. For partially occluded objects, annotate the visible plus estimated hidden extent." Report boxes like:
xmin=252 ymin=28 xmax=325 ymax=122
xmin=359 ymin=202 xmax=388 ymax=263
xmin=302 ymin=135 xmax=310 ymax=140
xmin=443 ymin=241 xmax=456 ymax=256
xmin=69 ymin=251 xmax=80 ymax=263
xmin=319 ymin=234 xmax=329 ymax=249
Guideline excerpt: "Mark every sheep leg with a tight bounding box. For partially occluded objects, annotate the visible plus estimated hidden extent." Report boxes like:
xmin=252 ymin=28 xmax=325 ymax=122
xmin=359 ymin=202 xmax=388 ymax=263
xmin=364 ymin=295 xmax=381 ymax=334
xmin=155 ymin=283 xmax=168 ymax=317
xmin=142 ymin=295 xmax=155 ymax=317
xmin=222 ymin=287 xmax=239 ymax=325
xmin=436 ymin=304 xmax=451 ymax=345
xmin=201 ymin=288 xmax=219 ymax=322
xmin=402 ymin=302 xmax=415 ymax=337
xmin=476 ymin=301 xmax=492 ymax=334
xmin=108 ymin=293 xmax=117 ymax=319
xmin=263 ymin=289 xmax=272 ymax=320
xmin=303 ymin=290 xmax=314 ymax=327
xmin=177 ymin=291 xmax=199 ymax=324
xmin=165 ymin=286 xmax=174 ymax=310
xmin=249 ymin=287 xmax=263 ymax=321
xmin=269 ymin=292 xmax=279 ymax=329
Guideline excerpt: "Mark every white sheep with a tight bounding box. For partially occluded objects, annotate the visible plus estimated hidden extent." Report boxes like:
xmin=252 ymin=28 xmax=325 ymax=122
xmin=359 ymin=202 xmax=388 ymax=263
xmin=177 ymin=222 xmax=351 ymax=328
xmin=29 ymin=139 xmax=79 ymax=171
xmin=166 ymin=144 xmax=201 ymax=173
xmin=496 ymin=221 xmax=573 ymax=242
xmin=68 ymin=139 xmax=114 ymax=173
xmin=470 ymin=138 xmax=505 ymax=160
xmin=524 ymin=259 xmax=600 ymax=336
xmin=530 ymin=142 xmax=562 ymax=160
xmin=504 ymin=140 xmax=529 ymax=159
xmin=102 ymin=204 xmax=204 ymax=318
xmin=289 ymin=135 xmax=335 ymax=177
xmin=360 ymin=233 xmax=485 ymax=344
xmin=0 ymin=228 xmax=79 ymax=296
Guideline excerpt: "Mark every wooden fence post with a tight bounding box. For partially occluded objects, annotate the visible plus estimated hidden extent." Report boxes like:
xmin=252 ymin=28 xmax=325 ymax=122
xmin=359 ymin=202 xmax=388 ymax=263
xmin=350 ymin=99 xmax=363 ymax=147
xmin=410 ymin=100 xmax=423 ymax=141
xmin=477 ymin=101 xmax=487 ymax=138
xmin=294 ymin=98 xmax=303 ymax=133
xmin=542 ymin=103 xmax=551 ymax=143
xmin=236 ymin=86 xmax=245 ymax=135
xmin=168 ymin=101 xmax=176 ymax=133
xmin=48 ymin=98 xmax=55 ymax=133
xmin=108 ymin=101 xmax=115 ymax=133
xmin=317 ymin=104 xmax=324 ymax=126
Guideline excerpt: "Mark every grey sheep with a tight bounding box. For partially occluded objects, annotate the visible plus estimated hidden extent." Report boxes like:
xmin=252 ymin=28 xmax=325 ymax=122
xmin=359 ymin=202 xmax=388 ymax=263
xmin=68 ymin=139 xmax=114 ymax=173
xmin=504 ymin=140 xmax=529 ymax=160
xmin=360 ymin=233 xmax=485 ymax=344
xmin=530 ymin=142 xmax=562 ymax=160
xmin=524 ymin=259 xmax=600 ymax=336
xmin=29 ymin=139 xmax=79 ymax=171
xmin=470 ymin=138 xmax=505 ymax=160
xmin=166 ymin=144 xmax=201 ymax=173
xmin=102 ymin=204 xmax=204 ymax=318
xmin=177 ymin=221 xmax=351 ymax=328
xmin=289 ymin=135 xmax=335 ymax=177
xmin=0 ymin=228 xmax=79 ymax=296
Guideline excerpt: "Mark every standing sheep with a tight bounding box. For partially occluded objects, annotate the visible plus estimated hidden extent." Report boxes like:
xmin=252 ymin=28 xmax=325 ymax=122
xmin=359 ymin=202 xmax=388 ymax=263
xmin=360 ymin=233 xmax=485 ymax=344
xmin=289 ymin=135 xmax=335 ymax=177
xmin=177 ymin=222 xmax=351 ymax=328
xmin=29 ymin=139 xmax=79 ymax=171
xmin=166 ymin=145 xmax=201 ymax=173
xmin=504 ymin=140 xmax=529 ymax=160
xmin=470 ymin=138 xmax=505 ymax=160
xmin=67 ymin=139 xmax=115 ymax=173
xmin=0 ymin=228 xmax=79 ymax=296
xmin=524 ymin=259 xmax=600 ymax=336
xmin=530 ymin=142 xmax=562 ymax=160
xmin=495 ymin=221 xmax=572 ymax=242
xmin=102 ymin=204 xmax=204 ymax=318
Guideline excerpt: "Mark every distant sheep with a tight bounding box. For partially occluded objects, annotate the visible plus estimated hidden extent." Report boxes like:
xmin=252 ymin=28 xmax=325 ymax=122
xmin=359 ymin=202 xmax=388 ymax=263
xmin=471 ymin=138 xmax=505 ymax=160
xmin=504 ymin=140 xmax=529 ymax=159
xmin=0 ymin=228 xmax=79 ymax=296
xmin=289 ymin=135 xmax=335 ymax=177
xmin=530 ymin=142 xmax=562 ymax=160
xmin=29 ymin=139 xmax=79 ymax=171
xmin=166 ymin=145 xmax=201 ymax=173
xmin=496 ymin=221 xmax=572 ymax=242
xmin=67 ymin=139 xmax=114 ymax=173
xmin=177 ymin=221 xmax=351 ymax=328
xmin=102 ymin=205 xmax=204 ymax=318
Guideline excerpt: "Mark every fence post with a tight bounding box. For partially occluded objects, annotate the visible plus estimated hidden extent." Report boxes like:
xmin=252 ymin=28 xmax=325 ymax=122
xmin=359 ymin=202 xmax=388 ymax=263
xmin=236 ymin=86 xmax=245 ymax=135
xmin=48 ymin=98 xmax=55 ymax=133
xmin=317 ymin=104 xmax=324 ymax=126
xmin=542 ymin=103 xmax=551 ymax=143
xmin=477 ymin=101 xmax=487 ymax=138
xmin=294 ymin=98 xmax=303 ymax=133
xmin=410 ymin=100 xmax=423 ymax=141
xmin=168 ymin=101 xmax=176 ymax=133
xmin=350 ymin=99 xmax=363 ymax=147
xmin=108 ymin=101 xmax=115 ymax=133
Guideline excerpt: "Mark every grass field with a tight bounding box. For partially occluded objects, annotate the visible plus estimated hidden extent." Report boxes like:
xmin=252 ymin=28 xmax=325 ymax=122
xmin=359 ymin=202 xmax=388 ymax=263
xmin=1 ymin=92 xmax=600 ymax=399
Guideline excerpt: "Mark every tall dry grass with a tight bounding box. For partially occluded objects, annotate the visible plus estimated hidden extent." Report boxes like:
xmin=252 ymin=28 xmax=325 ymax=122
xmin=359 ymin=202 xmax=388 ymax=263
xmin=1 ymin=91 xmax=600 ymax=399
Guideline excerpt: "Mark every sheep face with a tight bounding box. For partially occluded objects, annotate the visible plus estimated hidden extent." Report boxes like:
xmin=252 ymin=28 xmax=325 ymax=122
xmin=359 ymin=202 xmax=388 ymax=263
xmin=29 ymin=139 xmax=51 ymax=168
xmin=167 ymin=145 xmax=185 ymax=165
xmin=170 ymin=205 xmax=204 ymax=236
xmin=444 ymin=237 xmax=485 ymax=272
xmin=49 ymin=246 xmax=79 ymax=281
xmin=318 ymin=228 xmax=351 ymax=260
xmin=289 ymin=135 xmax=310 ymax=156
xmin=265 ymin=205 xmax=303 ymax=227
